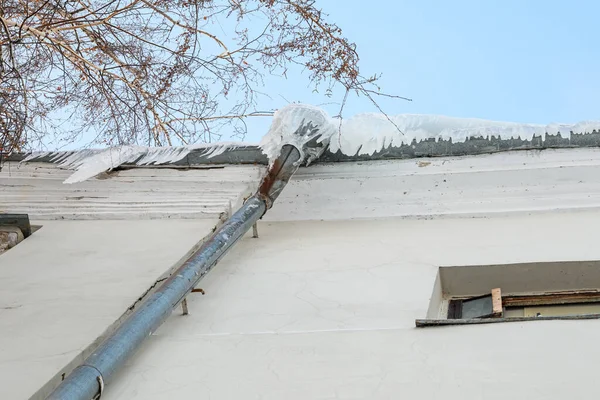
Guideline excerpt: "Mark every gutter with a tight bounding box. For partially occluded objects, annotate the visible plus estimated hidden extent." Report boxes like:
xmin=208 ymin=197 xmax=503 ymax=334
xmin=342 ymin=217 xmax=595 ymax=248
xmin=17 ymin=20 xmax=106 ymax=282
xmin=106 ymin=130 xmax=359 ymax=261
xmin=45 ymin=122 xmax=327 ymax=400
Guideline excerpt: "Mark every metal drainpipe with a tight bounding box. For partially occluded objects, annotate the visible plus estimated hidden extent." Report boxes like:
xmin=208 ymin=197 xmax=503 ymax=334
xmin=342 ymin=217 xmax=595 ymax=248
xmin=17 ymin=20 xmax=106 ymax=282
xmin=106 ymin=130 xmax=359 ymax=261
xmin=46 ymin=122 xmax=326 ymax=400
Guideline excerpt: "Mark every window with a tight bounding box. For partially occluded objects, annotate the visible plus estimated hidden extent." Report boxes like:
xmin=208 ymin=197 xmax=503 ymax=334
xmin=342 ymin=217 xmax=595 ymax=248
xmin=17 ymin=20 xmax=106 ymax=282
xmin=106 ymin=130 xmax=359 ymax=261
xmin=447 ymin=288 xmax=503 ymax=319
xmin=417 ymin=261 xmax=600 ymax=327
xmin=447 ymin=288 xmax=600 ymax=320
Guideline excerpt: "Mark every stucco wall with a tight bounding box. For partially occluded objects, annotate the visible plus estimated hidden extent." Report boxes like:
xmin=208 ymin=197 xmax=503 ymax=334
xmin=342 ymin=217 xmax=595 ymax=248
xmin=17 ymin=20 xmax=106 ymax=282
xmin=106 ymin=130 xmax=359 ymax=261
xmin=102 ymin=211 xmax=600 ymax=399
xmin=0 ymin=219 xmax=220 ymax=400
xmin=5 ymin=148 xmax=600 ymax=399
xmin=267 ymin=148 xmax=600 ymax=221
xmin=0 ymin=160 xmax=263 ymax=399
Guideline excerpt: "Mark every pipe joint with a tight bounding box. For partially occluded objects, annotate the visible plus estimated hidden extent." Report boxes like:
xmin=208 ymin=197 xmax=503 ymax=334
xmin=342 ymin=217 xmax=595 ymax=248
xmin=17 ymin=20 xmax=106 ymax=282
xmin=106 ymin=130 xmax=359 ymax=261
xmin=257 ymin=192 xmax=273 ymax=210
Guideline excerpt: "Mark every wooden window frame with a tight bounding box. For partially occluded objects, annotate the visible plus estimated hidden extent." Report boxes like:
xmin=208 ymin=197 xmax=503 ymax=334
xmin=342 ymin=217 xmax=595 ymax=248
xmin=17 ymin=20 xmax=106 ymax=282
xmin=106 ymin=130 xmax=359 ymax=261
xmin=417 ymin=289 xmax=600 ymax=327
xmin=502 ymin=290 xmax=600 ymax=307
xmin=447 ymin=288 xmax=503 ymax=319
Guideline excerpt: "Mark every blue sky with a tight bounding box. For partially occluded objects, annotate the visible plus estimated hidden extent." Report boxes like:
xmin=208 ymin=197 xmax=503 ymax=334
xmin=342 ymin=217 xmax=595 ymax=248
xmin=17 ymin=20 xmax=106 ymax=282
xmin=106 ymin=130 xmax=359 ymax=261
xmin=240 ymin=0 xmax=600 ymax=143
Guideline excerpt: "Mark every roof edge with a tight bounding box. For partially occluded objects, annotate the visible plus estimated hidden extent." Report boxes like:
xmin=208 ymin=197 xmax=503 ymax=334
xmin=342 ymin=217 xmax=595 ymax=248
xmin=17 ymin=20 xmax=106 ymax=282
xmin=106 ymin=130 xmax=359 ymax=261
xmin=5 ymin=131 xmax=600 ymax=166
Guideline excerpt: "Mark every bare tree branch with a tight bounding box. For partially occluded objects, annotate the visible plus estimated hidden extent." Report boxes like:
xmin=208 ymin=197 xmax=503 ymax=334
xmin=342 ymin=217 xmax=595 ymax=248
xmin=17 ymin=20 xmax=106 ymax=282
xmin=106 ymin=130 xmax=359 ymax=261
xmin=0 ymin=0 xmax=409 ymax=155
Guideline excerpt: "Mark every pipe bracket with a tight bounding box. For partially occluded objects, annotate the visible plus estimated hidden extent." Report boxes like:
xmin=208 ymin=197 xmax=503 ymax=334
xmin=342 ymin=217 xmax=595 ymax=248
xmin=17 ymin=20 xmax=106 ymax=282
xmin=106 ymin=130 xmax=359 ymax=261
xmin=93 ymin=375 xmax=105 ymax=400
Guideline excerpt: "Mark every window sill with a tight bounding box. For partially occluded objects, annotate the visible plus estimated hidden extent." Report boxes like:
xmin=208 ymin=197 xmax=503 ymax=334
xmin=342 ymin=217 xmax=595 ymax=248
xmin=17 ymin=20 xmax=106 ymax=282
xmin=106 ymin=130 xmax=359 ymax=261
xmin=415 ymin=314 xmax=600 ymax=328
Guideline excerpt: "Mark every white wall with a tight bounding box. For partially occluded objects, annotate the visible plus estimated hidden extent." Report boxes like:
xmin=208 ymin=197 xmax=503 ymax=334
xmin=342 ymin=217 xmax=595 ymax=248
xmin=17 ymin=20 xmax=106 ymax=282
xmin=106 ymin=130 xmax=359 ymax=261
xmin=267 ymin=148 xmax=600 ymax=221
xmin=103 ymin=211 xmax=600 ymax=399
xmin=7 ymin=149 xmax=600 ymax=399
xmin=1 ymin=161 xmax=262 ymax=399
xmin=0 ymin=162 xmax=261 ymax=220
xmin=0 ymin=220 xmax=219 ymax=400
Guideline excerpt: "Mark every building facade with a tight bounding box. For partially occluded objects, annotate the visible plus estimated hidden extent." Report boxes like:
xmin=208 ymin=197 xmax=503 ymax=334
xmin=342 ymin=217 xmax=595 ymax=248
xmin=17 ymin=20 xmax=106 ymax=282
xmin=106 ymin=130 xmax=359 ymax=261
xmin=2 ymin=146 xmax=600 ymax=399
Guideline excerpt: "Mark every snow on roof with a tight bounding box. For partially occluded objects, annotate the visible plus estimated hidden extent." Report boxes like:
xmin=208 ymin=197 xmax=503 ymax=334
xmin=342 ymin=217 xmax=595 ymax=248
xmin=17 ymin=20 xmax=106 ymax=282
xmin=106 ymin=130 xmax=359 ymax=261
xmin=330 ymin=113 xmax=600 ymax=156
xmin=23 ymin=142 xmax=247 ymax=184
xmin=259 ymin=104 xmax=336 ymax=165
xmin=264 ymin=104 xmax=600 ymax=157
xmin=21 ymin=104 xmax=600 ymax=183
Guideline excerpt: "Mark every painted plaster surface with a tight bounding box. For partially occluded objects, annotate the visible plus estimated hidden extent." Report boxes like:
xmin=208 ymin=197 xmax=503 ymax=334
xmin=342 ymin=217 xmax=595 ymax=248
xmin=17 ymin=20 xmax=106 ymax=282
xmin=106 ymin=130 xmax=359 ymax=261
xmin=102 ymin=212 xmax=600 ymax=399
xmin=4 ymin=147 xmax=600 ymax=399
xmin=267 ymin=148 xmax=600 ymax=221
xmin=0 ymin=162 xmax=261 ymax=220
xmin=0 ymin=219 xmax=218 ymax=400
xmin=0 ymin=161 xmax=259 ymax=399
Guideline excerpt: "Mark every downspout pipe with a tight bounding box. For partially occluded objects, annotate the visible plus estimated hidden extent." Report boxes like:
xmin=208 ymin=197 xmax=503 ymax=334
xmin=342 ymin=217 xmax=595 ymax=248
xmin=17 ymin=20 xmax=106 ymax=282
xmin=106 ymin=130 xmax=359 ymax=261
xmin=46 ymin=119 xmax=330 ymax=400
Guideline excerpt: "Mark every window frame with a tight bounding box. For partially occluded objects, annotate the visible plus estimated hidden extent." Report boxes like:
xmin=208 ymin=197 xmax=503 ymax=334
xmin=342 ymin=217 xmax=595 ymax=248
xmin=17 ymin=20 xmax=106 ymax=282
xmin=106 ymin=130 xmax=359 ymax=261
xmin=417 ymin=289 xmax=600 ymax=328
